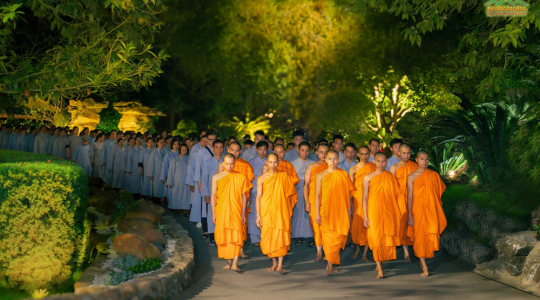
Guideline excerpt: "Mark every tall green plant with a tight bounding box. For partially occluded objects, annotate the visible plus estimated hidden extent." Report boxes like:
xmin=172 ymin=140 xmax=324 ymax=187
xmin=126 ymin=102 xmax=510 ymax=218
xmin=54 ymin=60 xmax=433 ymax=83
xmin=427 ymin=142 xmax=467 ymax=179
xmin=218 ymin=114 xmax=271 ymax=139
xmin=96 ymin=103 xmax=122 ymax=134
xmin=434 ymin=101 xmax=525 ymax=185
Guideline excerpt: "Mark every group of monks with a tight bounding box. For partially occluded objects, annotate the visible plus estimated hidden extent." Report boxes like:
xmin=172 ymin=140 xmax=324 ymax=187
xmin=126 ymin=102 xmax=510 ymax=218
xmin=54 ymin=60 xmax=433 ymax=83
xmin=4 ymin=123 xmax=447 ymax=278
xmin=206 ymin=131 xmax=447 ymax=277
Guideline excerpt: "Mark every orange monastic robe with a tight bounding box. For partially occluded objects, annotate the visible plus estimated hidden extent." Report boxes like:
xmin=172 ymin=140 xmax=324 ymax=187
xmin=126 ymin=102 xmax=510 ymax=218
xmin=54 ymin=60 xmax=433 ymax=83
xmin=215 ymin=171 xmax=253 ymax=259
xmin=309 ymin=163 xmax=328 ymax=246
xmin=278 ymin=160 xmax=299 ymax=215
xmin=351 ymin=162 xmax=376 ymax=246
xmin=278 ymin=160 xmax=300 ymax=183
xmin=320 ymin=170 xmax=356 ymax=265
xmin=234 ymin=158 xmax=255 ymax=241
xmin=366 ymin=171 xmax=402 ymax=262
xmin=260 ymin=171 xmax=297 ymax=258
xmin=395 ymin=160 xmax=418 ymax=246
xmin=407 ymin=169 xmax=447 ymax=259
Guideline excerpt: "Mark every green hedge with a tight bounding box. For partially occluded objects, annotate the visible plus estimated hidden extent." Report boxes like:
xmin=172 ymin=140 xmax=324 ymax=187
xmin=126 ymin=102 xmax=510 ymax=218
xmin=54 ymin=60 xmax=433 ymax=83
xmin=0 ymin=150 xmax=89 ymax=292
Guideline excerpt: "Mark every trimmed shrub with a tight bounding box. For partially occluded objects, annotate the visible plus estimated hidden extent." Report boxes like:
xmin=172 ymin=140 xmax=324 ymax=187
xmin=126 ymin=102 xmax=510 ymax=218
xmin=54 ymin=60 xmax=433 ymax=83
xmin=0 ymin=150 xmax=89 ymax=292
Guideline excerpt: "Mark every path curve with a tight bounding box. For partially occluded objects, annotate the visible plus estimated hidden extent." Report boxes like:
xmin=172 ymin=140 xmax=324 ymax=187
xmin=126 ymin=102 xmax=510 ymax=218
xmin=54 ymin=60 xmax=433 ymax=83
xmin=173 ymin=215 xmax=536 ymax=300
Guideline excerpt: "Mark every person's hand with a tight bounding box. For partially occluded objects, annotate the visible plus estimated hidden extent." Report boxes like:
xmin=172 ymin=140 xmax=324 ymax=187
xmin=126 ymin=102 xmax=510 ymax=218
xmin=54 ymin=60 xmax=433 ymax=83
xmin=161 ymin=180 xmax=165 ymax=184
xmin=205 ymin=196 xmax=211 ymax=204
xmin=364 ymin=217 xmax=370 ymax=229
xmin=138 ymin=170 xmax=142 ymax=175
xmin=246 ymin=200 xmax=251 ymax=208
xmin=189 ymin=185 xmax=195 ymax=193
xmin=212 ymin=214 xmax=216 ymax=225
xmin=168 ymin=185 xmax=172 ymax=188
xmin=149 ymin=176 xmax=153 ymax=180
xmin=242 ymin=214 xmax=246 ymax=225
xmin=315 ymin=214 xmax=321 ymax=225
xmin=408 ymin=214 xmax=415 ymax=226
xmin=256 ymin=217 xmax=262 ymax=229
xmin=198 ymin=185 xmax=201 ymax=194
xmin=305 ymin=202 xmax=311 ymax=213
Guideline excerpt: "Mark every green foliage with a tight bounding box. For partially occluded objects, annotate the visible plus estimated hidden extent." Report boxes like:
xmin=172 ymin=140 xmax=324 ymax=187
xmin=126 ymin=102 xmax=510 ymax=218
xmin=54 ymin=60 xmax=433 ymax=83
xmin=508 ymin=120 xmax=540 ymax=185
xmin=442 ymin=184 xmax=531 ymax=229
xmin=172 ymin=119 xmax=197 ymax=137
xmin=427 ymin=142 xmax=468 ymax=180
xmin=533 ymin=220 xmax=540 ymax=239
xmin=0 ymin=150 xmax=89 ymax=292
xmin=356 ymin=0 xmax=540 ymax=100
xmin=127 ymin=258 xmax=161 ymax=274
xmin=96 ymin=103 xmax=122 ymax=134
xmin=217 ymin=114 xmax=272 ymax=140
xmin=110 ymin=191 xmax=137 ymax=224
xmin=111 ymin=254 xmax=141 ymax=271
xmin=0 ymin=0 xmax=168 ymax=118
xmin=435 ymin=101 xmax=526 ymax=185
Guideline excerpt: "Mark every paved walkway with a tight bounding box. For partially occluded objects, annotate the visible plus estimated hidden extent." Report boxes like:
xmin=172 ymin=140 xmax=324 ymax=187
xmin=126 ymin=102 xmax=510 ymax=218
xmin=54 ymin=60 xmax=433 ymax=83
xmin=173 ymin=215 xmax=537 ymax=300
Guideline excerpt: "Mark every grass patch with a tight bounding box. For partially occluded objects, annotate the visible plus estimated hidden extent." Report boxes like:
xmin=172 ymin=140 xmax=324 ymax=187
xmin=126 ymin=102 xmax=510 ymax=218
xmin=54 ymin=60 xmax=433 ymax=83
xmin=0 ymin=286 xmax=31 ymax=300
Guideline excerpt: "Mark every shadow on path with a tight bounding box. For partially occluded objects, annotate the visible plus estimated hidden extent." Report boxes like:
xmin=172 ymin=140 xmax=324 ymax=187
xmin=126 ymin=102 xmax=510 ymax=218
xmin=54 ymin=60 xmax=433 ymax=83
xmin=172 ymin=215 xmax=537 ymax=300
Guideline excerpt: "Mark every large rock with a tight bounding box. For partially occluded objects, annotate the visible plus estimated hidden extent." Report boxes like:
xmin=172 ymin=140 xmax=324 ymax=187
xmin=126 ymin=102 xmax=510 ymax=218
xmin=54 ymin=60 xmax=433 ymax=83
xmin=520 ymin=242 xmax=540 ymax=293
xmin=124 ymin=208 xmax=164 ymax=225
xmin=117 ymin=218 xmax=155 ymax=232
xmin=113 ymin=233 xmax=161 ymax=260
xmin=441 ymin=229 xmax=494 ymax=266
xmin=128 ymin=228 xmax=167 ymax=245
xmin=88 ymin=190 xmax=116 ymax=215
xmin=136 ymin=200 xmax=166 ymax=216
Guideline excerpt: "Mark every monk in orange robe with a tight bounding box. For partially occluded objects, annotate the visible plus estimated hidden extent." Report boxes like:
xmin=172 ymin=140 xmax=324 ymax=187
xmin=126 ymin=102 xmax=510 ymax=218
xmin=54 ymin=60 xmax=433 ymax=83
xmin=406 ymin=151 xmax=447 ymax=276
xmin=211 ymin=154 xmax=252 ymax=271
xmin=389 ymin=143 xmax=418 ymax=262
xmin=262 ymin=144 xmax=300 ymax=183
xmin=363 ymin=153 xmax=402 ymax=279
xmin=256 ymin=153 xmax=297 ymax=273
xmin=349 ymin=145 xmax=376 ymax=261
xmin=315 ymin=150 xmax=356 ymax=276
xmin=304 ymin=143 xmax=329 ymax=260
xmin=219 ymin=141 xmax=254 ymax=258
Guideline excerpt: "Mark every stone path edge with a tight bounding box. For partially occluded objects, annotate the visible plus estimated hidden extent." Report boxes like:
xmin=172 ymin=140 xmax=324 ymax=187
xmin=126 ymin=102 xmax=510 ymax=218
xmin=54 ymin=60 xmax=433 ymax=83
xmin=27 ymin=215 xmax=195 ymax=300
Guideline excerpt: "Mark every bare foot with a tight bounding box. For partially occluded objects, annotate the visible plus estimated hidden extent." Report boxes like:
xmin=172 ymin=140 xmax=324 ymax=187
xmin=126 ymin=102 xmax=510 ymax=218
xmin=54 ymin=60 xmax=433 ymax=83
xmin=376 ymin=270 xmax=384 ymax=279
xmin=267 ymin=265 xmax=277 ymax=271
xmin=421 ymin=271 xmax=429 ymax=277
xmin=223 ymin=265 xmax=231 ymax=270
xmin=231 ymin=266 xmax=241 ymax=272
xmin=404 ymin=255 xmax=411 ymax=262
xmin=326 ymin=268 xmax=339 ymax=276
xmin=351 ymin=248 xmax=360 ymax=259
xmin=362 ymin=256 xmax=371 ymax=263
xmin=313 ymin=253 xmax=323 ymax=262
xmin=276 ymin=267 xmax=285 ymax=274
xmin=240 ymin=249 xmax=249 ymax=259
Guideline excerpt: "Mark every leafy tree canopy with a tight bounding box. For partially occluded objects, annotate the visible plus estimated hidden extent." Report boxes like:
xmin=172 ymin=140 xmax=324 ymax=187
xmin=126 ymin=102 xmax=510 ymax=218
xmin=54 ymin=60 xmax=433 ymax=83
xmin=0 ymin=0 xmax=168 ymax=117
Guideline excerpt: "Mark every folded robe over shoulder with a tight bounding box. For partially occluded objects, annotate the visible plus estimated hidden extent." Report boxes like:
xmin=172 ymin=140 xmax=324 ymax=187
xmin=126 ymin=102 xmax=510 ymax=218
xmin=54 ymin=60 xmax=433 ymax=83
xmin=351 ymin=162 xmax=376 ymax=246
xmin=278 ymin=160 xmax=300 ymax=183
xmin=321 ymin=169 xmax=356 ymax=265
xmin=260 ymin=171 xmax=297 ymax=258
xmin=367 ymin=171 xmax=402 ymax=262
xmin=215 ymin=171 xmax=252 ymax=260
xmin=309 ymin=163 xmax=328 ymax=246
xmin=395 ymin=160 xmax=418 ymax=246
xmin=407 ymin=169 xmax=447 ymax=259
xmin=234 ymin=158 xmax=255 ymax=241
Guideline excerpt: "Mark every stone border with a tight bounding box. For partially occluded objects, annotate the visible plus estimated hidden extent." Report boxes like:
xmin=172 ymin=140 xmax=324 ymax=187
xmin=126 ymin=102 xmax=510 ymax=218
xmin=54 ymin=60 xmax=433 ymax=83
xmin=31 ymin=215 xmax=194 ymax=300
